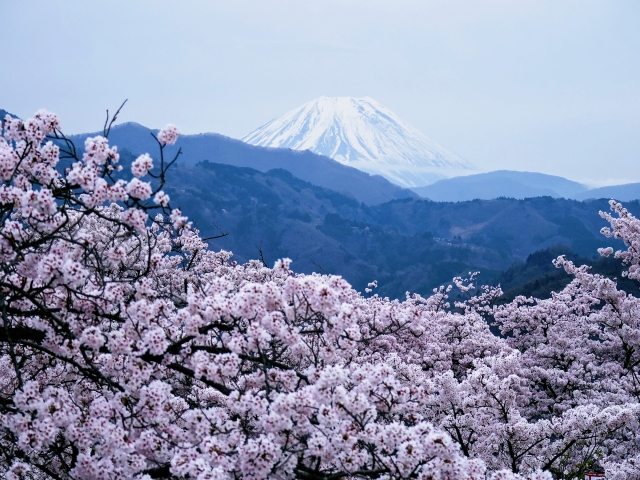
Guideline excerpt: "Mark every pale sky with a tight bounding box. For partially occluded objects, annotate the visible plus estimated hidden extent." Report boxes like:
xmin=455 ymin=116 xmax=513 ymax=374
xmin=2 ymin=1 xmax=639 ymax=186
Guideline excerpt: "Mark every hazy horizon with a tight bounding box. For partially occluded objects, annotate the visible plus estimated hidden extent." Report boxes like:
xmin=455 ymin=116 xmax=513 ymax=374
xmin=2 ymin=1 xmax=639 ymax=186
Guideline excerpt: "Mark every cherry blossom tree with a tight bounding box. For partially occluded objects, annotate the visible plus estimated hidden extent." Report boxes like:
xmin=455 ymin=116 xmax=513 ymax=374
xmin=0 ymin=109 xmax=637 ymax=480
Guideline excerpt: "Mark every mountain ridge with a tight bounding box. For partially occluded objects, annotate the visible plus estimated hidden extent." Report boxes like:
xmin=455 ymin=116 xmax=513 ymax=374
xmin=412 ymin=171 xmax=589 ymax=201
xmin=573 ymin=182 xmax=640 ymax=202
xmin=411 ymin=170 xmax=640 ymax=202
xmin=66 ymin=122 xmax=417 ymax=206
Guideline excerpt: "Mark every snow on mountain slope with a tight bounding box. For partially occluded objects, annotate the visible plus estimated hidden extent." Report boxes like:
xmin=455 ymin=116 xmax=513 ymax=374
xmin=242 ymin=96 xmax=475 ymax=188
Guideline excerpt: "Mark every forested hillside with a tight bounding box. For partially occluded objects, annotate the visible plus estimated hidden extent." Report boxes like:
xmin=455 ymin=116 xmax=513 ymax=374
xmin=157 ymin=159 xmax=637 ymax=299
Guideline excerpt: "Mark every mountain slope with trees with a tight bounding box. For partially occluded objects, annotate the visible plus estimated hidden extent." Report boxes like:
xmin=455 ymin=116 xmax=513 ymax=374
xmin=158 ymin=159 xmax=637 ymax=299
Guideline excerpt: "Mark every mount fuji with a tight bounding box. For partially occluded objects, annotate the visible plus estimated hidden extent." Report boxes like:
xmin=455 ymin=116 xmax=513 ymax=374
xmin=242 ymin=96 xmax=475 ymax=188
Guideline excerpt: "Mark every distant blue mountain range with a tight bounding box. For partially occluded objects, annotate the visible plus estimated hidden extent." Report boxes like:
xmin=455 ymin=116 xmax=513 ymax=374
xmin=411 ymin=170 xmax=640 ymax=202
xmin=572 ymin=183 xmax=640 ymax=202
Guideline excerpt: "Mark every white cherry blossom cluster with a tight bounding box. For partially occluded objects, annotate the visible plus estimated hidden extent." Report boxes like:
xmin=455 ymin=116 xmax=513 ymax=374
xmin=132 ymin=153 xmax=154 ymax=178
xmin=157 ymin=124 xmax=180 ymax=146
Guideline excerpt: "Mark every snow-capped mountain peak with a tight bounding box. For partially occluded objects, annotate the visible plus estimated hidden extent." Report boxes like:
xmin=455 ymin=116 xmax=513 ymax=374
xmin=242 ymin=96 xmax=474 ymax=187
